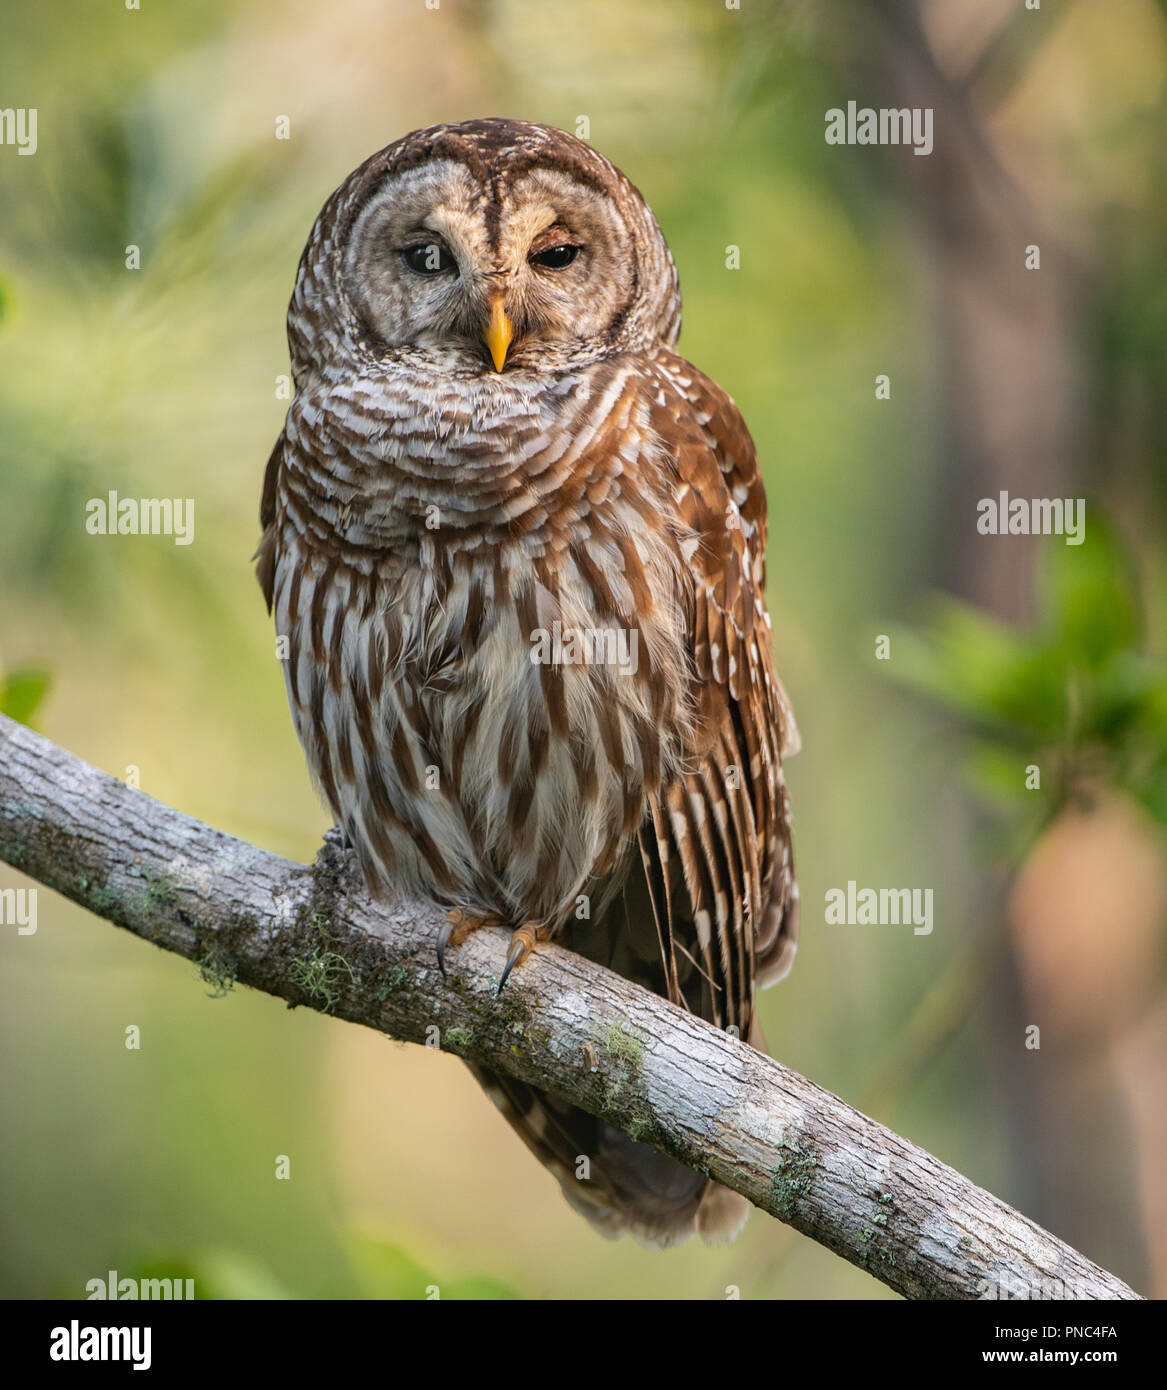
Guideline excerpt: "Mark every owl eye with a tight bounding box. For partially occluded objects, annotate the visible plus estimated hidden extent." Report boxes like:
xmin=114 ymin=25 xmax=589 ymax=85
xmin=401 ymin=242 xmax=456 ymax=275
xmin=530 ymin=243 xmax=581 ymax=270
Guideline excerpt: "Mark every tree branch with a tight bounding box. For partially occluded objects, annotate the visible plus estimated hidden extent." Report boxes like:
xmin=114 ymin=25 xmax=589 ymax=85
xmin=0 ymin=713 xmax=1140 ymax=1300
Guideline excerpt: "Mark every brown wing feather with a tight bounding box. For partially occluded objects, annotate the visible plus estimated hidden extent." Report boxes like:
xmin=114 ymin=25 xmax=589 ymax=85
xmin=639 ymin=352 xmax=799 ymax=1035
xmin=254 ymin=434 xmax=285 ymax=613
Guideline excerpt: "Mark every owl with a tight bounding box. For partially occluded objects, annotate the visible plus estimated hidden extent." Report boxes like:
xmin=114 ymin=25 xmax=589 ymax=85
xmin=256 ymin=118 xmax=799 ymax=1247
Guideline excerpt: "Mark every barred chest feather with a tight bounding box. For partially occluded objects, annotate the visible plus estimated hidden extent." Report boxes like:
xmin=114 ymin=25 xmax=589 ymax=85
xmin=268 ymin=359 xmax=696 ymax=931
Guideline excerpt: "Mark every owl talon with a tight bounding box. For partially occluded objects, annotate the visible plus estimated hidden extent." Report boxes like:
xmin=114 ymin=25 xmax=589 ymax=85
xmin=436 ymin=916 xmax=457 ymax=976
xmin=497 ymin=923 xmax=541 ymax=995
xmin=438 ymin=908 xmax=504 ymax=975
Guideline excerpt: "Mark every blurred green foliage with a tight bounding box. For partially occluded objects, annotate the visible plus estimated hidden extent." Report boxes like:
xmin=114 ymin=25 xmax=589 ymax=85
xmin=344 ymin=1230 xmax=519 ymax=1301
xmin=64 ymin=1232 xmax=519 ymax=1301
xmin=890 ymin=518 xmax=1167 ymax=851
xmin=0 ymin=663 xmax=50 ymax=727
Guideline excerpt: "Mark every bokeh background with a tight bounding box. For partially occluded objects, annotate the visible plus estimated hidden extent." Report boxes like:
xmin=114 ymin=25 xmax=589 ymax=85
xmin=2 ymin=0 xmax=1165 ymax=1299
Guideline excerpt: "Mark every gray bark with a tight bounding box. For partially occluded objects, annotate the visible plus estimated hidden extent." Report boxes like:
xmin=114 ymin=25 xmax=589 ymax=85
xmin=0 ymin=713 xmax=1140 ymax=1300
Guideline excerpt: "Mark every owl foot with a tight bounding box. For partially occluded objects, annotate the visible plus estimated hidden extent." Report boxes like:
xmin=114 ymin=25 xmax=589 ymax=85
xmin=497 ymin=922 xmax=551 ymax=996
xmin=437 ymin=908 xmax=506 ymax=976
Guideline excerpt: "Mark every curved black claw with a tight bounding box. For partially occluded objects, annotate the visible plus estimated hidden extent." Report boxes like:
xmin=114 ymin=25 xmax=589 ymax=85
xmin=496 ymin=931 xmax=533 ymax=996
xmin=436 ymin=918 xmax=456 ymax=977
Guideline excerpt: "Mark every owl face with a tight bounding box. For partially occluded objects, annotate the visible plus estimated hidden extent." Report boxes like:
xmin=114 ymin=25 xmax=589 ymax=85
xmin=342 ymin=159 xmax=644 ymax=373
xmin=300 ymin=119 xmax=682 ymax=382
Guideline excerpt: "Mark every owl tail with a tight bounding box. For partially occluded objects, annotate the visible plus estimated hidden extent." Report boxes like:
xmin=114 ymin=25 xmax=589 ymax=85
xmin=465 ymin=1062 xmax=749 ymax=1247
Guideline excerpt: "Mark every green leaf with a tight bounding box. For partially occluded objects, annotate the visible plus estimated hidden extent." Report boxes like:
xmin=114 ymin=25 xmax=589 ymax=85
xmin=0 ymin=668 xmax=51 ymax=726
xmin=1042 ymin=516 xmax=1142 ymax=671
xmin=889 ymin=604 xmax=1067 ymax=738
xmin=344 ymin=1231 xmax=439 ymax=1301
xmin=182 ymin=1248 xmax=296 ymax=1300
xmin=1085 ymin=653 xmax=1167 ymax=744
xmin=344 ymin=1229 xmax=521 ymax=1301
xmin=79 ymin=1249 xmax=296 ymax=1301
xmin=440 ymin=1273 xmax=522 ymax=1301
xmin=883 ymin=512 xmax=1167 ymax=846
xmin=961 ymin=743 xmax=1036 ymax=810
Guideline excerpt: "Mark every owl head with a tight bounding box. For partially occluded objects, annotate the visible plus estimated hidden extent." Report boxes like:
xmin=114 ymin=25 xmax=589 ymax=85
xmin=289 ymin=118 xmax=681 ymax=384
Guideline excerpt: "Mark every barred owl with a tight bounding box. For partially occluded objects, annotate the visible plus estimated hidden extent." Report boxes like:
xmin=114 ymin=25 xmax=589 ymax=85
xmin=256 ymin=118 xmax=799 ymax=1246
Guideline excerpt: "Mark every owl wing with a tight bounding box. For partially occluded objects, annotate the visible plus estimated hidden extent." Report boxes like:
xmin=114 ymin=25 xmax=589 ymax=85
xmin=638 ymin=352 xmax=799 ymax=1040
xmin=254 ymin=433 xmax=284 ymax=613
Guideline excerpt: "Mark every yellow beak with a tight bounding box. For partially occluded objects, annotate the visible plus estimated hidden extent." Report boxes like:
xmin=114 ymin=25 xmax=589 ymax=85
xmin=483 ymin=295 xmax=514 ymax=372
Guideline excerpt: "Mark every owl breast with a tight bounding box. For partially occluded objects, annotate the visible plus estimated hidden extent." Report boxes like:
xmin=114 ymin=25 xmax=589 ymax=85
xmin=268 ymin=359 xmax=695 ymax=931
